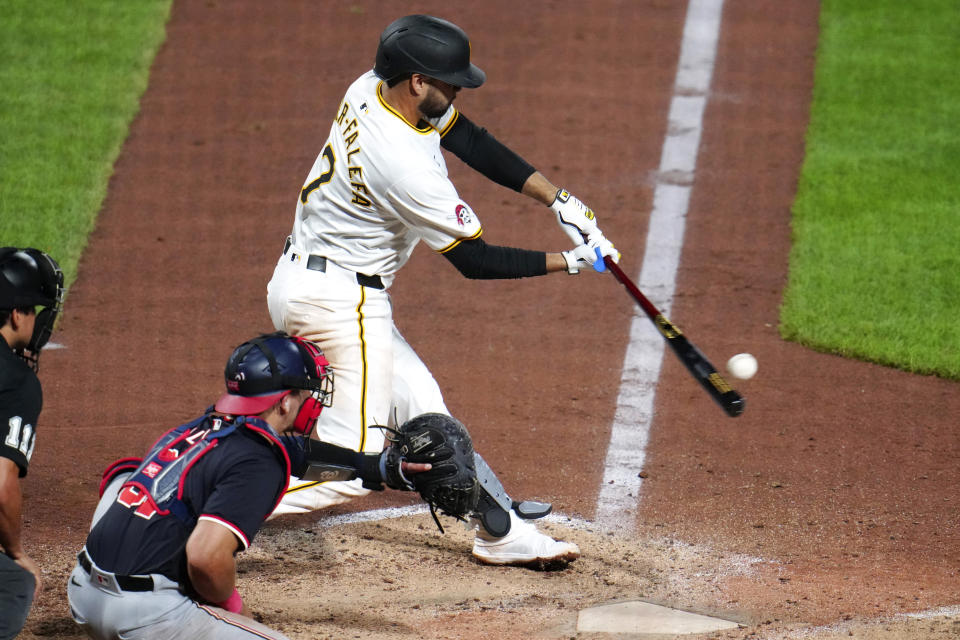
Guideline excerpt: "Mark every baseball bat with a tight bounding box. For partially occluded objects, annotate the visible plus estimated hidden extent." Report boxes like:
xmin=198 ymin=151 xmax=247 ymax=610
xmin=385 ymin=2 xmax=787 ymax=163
xmin=601 ymin=254 xmax=745 ymax=417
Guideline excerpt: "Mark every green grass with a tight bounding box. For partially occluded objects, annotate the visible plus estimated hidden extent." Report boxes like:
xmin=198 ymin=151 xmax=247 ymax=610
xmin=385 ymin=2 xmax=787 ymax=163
xmin=781 ymin=0 xmax=960 ymax=379
xmin=0 ymin=0 xmax=171 ymax=292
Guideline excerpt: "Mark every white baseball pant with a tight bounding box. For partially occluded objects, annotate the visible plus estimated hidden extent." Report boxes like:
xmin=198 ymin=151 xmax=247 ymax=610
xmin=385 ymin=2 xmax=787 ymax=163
xmin=266 ymin=243 xmax=448 ymax=516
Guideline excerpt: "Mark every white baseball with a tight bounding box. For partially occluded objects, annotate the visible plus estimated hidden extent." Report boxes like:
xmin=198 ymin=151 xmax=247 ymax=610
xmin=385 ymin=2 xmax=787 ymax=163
xmin=726 ymin=353 xmax=758 ymax=380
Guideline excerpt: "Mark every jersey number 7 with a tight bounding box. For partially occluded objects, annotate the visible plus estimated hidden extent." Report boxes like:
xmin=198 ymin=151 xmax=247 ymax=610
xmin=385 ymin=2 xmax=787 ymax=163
xmin=300 ymin=144 xmax=335 ymax=203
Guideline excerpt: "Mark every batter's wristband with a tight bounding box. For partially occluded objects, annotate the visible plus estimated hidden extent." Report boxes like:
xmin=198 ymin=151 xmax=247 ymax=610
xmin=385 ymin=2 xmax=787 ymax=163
xmin=217 ymin=588 xmax=243 ymax=613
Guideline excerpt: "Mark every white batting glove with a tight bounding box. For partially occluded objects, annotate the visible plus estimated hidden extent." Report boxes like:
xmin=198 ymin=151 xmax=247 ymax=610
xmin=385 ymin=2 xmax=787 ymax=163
xmin=550 ymin=189 xmax=598 ymax=245
xmin=588 ymin=231 xmax=621 ymax=264
xmin=561 ymin=244 xmax=597 ymax=274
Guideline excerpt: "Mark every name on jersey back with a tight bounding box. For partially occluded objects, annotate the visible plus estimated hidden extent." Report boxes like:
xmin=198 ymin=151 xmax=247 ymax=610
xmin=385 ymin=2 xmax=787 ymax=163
xmin=336 ymin=101 xmax=372 ymax=209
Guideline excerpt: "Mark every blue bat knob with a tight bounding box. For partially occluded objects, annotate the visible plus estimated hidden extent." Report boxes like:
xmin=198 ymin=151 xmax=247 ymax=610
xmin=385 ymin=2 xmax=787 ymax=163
xmin=593 ymin=247 xmax=606 ymax=272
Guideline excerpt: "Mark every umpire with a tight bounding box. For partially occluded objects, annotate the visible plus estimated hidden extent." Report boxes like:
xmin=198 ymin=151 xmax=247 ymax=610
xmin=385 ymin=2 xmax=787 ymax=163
xmin=67 ymin=332 xmax=428 ymax=640
xmin=0 ymin=248 xmax=64 ymax=640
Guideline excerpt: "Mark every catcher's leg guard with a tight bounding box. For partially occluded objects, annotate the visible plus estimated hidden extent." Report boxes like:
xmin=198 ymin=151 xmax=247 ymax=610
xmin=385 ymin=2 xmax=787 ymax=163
xmin=473 ymin=454 xmax=552 ymax=538
xmin=514 ymin=499 xmax=552 ymax=520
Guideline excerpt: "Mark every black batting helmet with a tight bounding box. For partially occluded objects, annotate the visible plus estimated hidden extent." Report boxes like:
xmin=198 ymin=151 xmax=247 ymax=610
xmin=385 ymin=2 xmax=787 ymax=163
xmin=374 ymin=15 xmax=485 ymax=89
xmin=216 ymin=332 xmax=333 ymax=435
xmin=0 ymin=247 xmax=64 ymax=357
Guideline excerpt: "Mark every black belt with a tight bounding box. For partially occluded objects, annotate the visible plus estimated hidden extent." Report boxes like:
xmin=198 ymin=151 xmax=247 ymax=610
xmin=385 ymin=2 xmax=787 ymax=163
xmin=282 ymin=237 xmax=384 ymax=290
xmin=78 ymin=550 xmax=155 ymax=592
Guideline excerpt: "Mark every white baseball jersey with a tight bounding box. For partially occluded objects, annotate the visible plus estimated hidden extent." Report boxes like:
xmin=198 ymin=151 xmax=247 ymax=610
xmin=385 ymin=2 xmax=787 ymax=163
xmin=291 ymin=70 xmax=483 ymax=287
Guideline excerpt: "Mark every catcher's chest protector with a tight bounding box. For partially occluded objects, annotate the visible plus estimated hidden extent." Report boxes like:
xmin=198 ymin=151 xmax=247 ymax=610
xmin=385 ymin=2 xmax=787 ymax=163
xmin=113 ymin=415 xmax=275 ymax=524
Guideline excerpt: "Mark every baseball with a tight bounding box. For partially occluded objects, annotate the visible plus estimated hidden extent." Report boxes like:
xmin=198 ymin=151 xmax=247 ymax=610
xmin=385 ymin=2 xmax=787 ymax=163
xmin=726 ymin=353 xmax=758 ymax=380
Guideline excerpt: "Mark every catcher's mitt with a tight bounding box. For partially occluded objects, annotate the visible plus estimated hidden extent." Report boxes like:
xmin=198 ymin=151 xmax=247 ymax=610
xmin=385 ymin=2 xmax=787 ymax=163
xmin=384 ymin=413 xmax=479 ymax=530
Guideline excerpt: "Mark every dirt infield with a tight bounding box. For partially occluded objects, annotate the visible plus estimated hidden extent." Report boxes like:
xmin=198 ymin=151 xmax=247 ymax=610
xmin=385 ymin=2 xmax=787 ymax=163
xmin=20 ymin=1 xmax=960 ymax=639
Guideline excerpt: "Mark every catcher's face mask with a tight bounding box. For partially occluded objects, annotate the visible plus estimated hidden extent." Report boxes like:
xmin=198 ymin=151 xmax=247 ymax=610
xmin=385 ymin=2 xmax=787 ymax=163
xmin=215 ymin=333 xmax=334 ymax=427
xmin=289 ymin=337 xmax=333 ymax=436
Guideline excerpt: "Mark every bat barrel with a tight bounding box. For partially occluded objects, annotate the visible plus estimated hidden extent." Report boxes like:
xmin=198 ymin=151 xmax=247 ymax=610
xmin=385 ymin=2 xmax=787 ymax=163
xmin=605 ymin=256 xmax=745 ymax=418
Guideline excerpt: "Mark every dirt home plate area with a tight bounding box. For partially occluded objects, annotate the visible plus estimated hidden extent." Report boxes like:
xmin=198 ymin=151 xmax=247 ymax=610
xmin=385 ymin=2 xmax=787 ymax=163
xmin=20 ymin=2 xmax=959 ymax=639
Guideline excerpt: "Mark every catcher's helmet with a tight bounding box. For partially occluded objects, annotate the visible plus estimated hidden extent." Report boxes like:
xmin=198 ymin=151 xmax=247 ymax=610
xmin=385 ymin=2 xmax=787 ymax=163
xmin=0 ymin=247 xmax=64 ymax=356
xmin=215 ymin=332 xmax=333 ymax=434
xmin=374 ymin=15 xmax=485 ymax=88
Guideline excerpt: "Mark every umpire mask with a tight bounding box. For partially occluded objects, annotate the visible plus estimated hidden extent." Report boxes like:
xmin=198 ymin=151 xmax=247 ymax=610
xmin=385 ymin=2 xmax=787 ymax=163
xmin=0 ymin=248 xmax=64 ymax=370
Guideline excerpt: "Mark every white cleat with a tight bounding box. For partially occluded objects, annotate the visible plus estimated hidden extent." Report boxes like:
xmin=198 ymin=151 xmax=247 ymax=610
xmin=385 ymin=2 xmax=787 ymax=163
xmin=472 ymin=513 xmax=580 ymax=567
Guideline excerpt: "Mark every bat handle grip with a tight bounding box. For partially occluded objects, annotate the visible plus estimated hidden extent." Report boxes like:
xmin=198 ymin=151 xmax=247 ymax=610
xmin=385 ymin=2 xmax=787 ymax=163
xmin=592 ymin=247 xmax=607 ymax=272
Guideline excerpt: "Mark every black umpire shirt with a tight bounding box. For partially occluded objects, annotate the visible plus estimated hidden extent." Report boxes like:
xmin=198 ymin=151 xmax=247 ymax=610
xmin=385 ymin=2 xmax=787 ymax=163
xmin=0 ymin=337 xmax=41 ymax=477
xmin=85 ymin=418 xmax=287 ymax=585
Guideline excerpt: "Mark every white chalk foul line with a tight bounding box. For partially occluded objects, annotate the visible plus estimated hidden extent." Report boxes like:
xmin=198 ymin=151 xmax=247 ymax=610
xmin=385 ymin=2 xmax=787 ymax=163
xmin=315 ymin=505 xmax=599 ymax=532
xmin=596 ymin=0 xmax=724 ymax=529
xmin=314 ymin=504 xmax=430 ymax=528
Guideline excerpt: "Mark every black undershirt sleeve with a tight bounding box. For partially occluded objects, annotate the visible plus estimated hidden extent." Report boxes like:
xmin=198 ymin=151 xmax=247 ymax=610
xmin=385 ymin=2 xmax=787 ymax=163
xmin=282 ymin=436 xmax=384 ymax=486
xmin=442 ymin=237 xmax=547 ymax=279
xmin=440 ymin=112 xmax=536 ymax=193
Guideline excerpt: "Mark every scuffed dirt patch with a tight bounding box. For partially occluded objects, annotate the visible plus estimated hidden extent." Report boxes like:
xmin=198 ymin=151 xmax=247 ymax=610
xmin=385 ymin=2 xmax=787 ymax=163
xmin=18 ymin=512 xmax=959 ymax=639
xmin=242 ymin=511 xmax=758 ymax=640
xmin=214 ymin=512 xmax=960 ymax=640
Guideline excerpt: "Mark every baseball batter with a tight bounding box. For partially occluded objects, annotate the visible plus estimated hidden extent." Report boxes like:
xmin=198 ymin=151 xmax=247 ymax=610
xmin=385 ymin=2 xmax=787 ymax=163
xmin=267 ymin=14 xmax=618 ymax=565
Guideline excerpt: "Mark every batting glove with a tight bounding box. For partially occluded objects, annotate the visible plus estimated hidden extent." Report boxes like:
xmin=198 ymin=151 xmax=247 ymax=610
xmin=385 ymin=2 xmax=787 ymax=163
xmin=588 ymin=231 xmax=621 ymax=264
xmin=561 ymin=244 xmax=598 ymax=274
xmin=550 ymin=189 xmax=598 ymax=245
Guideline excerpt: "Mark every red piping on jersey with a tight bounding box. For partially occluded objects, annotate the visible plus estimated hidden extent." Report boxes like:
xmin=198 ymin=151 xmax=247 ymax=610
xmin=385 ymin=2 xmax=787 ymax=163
xmin=438 ymin=227 xmax=483 ymax=253
xmin=165 ymin=428 xmax=208 ymax=462
xmin=198 ymin=514 xmax=250 ymax=549
xmin=176 ymin=441 xmax=219 ymax=501
xmin=99 ymin=457 xmax=143 ymax=497
xmin=162 ymin=418 xmax=290 ymax=509
xmin=242 ymin=421 xmax=292 ymax=513
xmin=142 ymin=427 xmax=178 ymax=460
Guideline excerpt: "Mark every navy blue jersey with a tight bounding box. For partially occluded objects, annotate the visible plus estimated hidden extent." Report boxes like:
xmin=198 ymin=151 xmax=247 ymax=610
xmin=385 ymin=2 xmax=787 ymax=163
xmin=85 ymin=414 xmax=289 ymax=584
xmin=0 ymin=338 xmax=41 ymax=477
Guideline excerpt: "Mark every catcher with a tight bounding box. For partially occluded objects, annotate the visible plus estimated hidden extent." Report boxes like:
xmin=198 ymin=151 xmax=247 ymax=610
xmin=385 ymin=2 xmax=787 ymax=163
xmin=67 ymin=332 xmax=434 ymax=640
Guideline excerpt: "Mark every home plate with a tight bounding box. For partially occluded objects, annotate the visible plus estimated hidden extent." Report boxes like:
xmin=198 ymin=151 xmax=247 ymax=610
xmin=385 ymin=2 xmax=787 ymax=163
xmin=577 ymin=600 xmax=740 ymax=634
